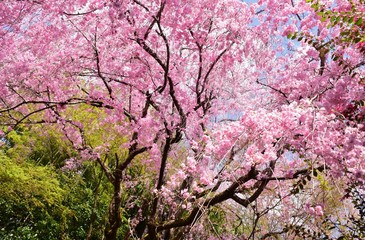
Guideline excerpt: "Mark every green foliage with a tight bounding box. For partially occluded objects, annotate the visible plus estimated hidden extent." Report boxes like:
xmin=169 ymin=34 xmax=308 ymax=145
xmin=5 ymin=127 xmax=72 ymax=168
xmin=290 ymin=167 xmax=325 ymax=195
xmin=339 ymin=186 xmax=365 ymax=239
xmin=289 ymin=224 xmax=330 ymax=240
xmin=0 ymin=128 xmax=111 ymax=240
xmin=58 ymin=170 xmax=111 ymax=240
xmin=287 ymin=184 xmax=365 ymax=240
xmin=289 ymin=0 xmax=365 ymax=72
xmin=0 ymin=152 xmax=65 ymax=240
xmin=208 ymin=206 xmax=227 ymax=235
xmin=0 ymin=114 xmax=156 ymax=239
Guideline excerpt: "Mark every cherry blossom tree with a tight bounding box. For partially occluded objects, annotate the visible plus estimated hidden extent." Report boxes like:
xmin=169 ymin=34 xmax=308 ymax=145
xmin=1 ymin=0 xmax=364 ymax=239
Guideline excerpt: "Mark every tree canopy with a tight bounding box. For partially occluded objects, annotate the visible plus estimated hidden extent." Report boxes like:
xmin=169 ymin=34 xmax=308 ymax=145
xmin=0 ymin=0 xmax=364 ymax=239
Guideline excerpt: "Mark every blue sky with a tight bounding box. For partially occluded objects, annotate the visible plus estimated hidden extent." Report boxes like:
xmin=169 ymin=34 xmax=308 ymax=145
xmin=242 ymin=0 xmax=258 ymax=3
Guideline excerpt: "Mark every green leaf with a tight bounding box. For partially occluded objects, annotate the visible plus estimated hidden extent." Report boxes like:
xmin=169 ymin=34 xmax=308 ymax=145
xmin=334 ymin=16 xmax=341 ymax=25
xmin=349 ymin=16 xmax=354 ymax=24
xmin=311 ymin=3 xmax=319 ymax=11
xmin=355 ymin=18 xmax=363 ymax=26
xmin=354 ymin=37 xmax=362 ymax=43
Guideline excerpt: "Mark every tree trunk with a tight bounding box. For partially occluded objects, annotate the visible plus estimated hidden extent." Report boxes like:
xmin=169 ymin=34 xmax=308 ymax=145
xmin=145 ymin=224 xmax=158 ymax=240
xmin=104 ymin=179 xmax=122 ymax=240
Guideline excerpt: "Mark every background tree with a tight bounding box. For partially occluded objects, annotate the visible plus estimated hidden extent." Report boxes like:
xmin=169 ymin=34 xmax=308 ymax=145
xmin=0 ymin=126 xmax=113 ymax=240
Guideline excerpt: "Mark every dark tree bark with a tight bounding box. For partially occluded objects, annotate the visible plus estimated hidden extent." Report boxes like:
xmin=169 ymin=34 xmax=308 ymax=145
xmin=105 ymin=177 xmax=122 ymax=240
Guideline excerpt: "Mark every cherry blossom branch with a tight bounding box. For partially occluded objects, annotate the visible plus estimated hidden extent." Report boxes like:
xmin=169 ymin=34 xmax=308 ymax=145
xmin=291 ymin=0 xmax=302 ymax=21
xmin=0 ymin=99 xmax=85 ymax=113
xmin=195 ymin=181 xmax=222 ymax=199
xmin=63 ymin=9 xmax=97 ymax=16
xmin=260 ymin=229 xmax=289 ymax=240
xmin=188 ymin=29 xmax=203 ymax=105
xmin=135 ymin=38 xmax=167 ymax=72
xmin=133 ymin=0 xmax=150 ymax=12
xmin=256 ymin=79 xmax=290 ymax=104
xmin=150 ymin=137 xmax=172 ymax=218
xmin=143 ymin=1 xmax=165 ymax=41
xmin=12 ymin=105 xmax=56 ymax=130
xmin=233 ymin=160 xmax=276 ymax=207
xmin=201 ymin=43 xmax=233 ymax=96
xmin=155 ymin=167 xmax=258 ymax=232
xmin=260 ymin=165 xmax=325 ymax=181
xmin=96 ymin=156 xmax=115 ymax=183
xmin=154 ymin=14 xmax=170 ymax=94
xmin=93 ymin=31 xmax=113 ymax=99
xmin=119 ymin=146 xmax=150 ymax=172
